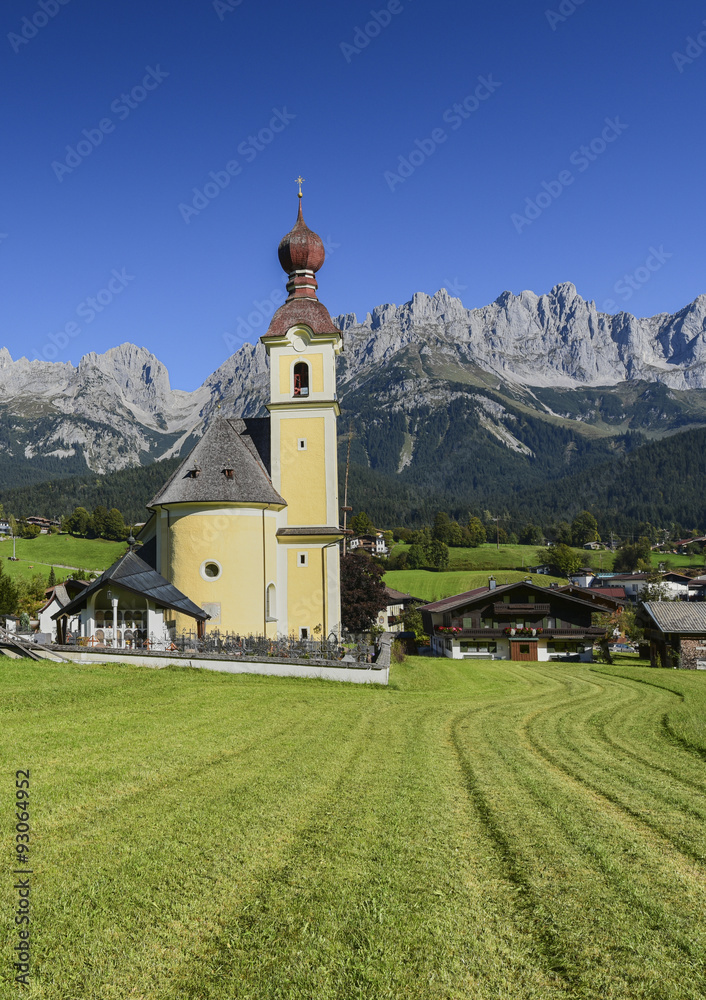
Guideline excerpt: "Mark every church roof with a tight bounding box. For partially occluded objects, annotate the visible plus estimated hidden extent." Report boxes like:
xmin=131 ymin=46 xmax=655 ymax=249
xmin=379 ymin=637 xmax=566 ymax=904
xmin=148 ymin=417 xmax=285 ymax=508
xmin=52 ymin=551 xmax=209 ymax=621
xmin=263 ymin=297 xmax=340 ymax=339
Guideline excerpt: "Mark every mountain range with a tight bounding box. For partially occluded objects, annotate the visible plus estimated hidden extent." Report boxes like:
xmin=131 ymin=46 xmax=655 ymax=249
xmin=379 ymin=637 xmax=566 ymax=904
xmin=2 ymin=283 xmax=706 ymax=529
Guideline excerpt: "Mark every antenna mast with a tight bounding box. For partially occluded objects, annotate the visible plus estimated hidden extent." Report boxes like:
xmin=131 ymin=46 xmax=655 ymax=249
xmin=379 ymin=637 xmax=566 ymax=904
xmin=341 ymin=427 xmax=353 ymax=556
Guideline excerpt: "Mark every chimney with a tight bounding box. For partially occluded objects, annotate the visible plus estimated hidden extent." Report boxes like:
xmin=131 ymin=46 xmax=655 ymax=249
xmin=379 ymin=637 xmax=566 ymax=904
xmin=488 ymin=576 xmax=496 ymax=591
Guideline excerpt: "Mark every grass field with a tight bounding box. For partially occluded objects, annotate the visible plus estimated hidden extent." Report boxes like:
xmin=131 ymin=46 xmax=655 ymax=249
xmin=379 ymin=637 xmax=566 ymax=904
xmin=2 ymin=656 xmax=705 ymax=998
xmin=390 ymin=542 xmax=703 ymax=573
xmin=383 ymin=568 xmax=565 ymax=601
xmin=0 ymin=534 xmax=125 ymax=580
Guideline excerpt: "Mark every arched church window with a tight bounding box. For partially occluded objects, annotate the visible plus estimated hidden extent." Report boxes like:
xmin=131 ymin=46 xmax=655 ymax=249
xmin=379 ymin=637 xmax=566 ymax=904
xmin=293 ymin=362 xmax=309 ymax=397
xmin=266 ymin=583 xmax=277 ymax=621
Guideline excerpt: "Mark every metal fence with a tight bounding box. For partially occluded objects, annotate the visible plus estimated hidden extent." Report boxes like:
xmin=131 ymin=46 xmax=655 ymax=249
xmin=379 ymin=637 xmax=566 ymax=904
xmin=171 ymin=629 xmax=375 ymax=663
xmin=66 ymin=628 xmax=377 ymax=664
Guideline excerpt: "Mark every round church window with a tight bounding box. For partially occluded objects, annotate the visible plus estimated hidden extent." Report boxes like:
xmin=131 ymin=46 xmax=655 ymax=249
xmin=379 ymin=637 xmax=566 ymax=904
xmin=200 ymin=560 xmax=222 ymax=581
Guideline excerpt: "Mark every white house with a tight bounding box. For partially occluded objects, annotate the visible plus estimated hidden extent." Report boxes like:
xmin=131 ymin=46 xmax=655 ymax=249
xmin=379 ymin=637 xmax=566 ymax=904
xmin=375 ymin=586 xmax=419 ymax=633
xmin=569 ymin=568 xmax=596 ymax=589
xmin=349 ymin=532 xmax=389 ymax=557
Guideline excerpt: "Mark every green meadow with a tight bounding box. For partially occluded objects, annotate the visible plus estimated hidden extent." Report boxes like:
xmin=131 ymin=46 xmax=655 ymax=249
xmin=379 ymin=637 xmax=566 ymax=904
xmin=383 ymin=568 xmax=565 ymax=602
xmin=1 ymin=657 xmax=705 ymax=998
xmin=0 ymin=535 xmax=126 ymax=582
xmin=390 ymin=541 xmax=701 ymax=573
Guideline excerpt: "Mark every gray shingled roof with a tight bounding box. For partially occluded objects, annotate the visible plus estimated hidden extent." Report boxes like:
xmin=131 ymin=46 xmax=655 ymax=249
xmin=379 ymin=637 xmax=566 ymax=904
xmin=52 ymin=551 xmax=209 ymax=621
xmin=148 ymin=417 xmax=285 ymax=508
xmin=643 ymin=602 xmax=706 ymax=634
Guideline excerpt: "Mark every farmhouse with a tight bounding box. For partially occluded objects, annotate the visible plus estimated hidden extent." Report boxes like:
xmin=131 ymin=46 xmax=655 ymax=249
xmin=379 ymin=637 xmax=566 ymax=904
xmin=376 ymin=586 xmax=421 ymax=633
xmin=421 ymin=578 xmax=604 ymax=661
xmin=642 ymin=602 xmax=706 ymax=669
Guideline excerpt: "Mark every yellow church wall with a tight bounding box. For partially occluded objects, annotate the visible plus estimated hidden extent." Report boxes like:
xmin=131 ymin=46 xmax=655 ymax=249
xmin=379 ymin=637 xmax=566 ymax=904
xmin=286 ymin=546 xmax=326 ymax=636
xmin=279 ymin=416 xmax=327 ymax=525
xmin=167 ymin=509 xmax=278 ymax=636
xmin=278 ymin=353 xmax=324 ymax=396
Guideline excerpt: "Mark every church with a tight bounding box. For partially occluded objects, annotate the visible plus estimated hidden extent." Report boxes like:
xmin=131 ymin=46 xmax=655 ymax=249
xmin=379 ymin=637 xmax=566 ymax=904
xmin=55 ymin=193 xmax=344 ymax=645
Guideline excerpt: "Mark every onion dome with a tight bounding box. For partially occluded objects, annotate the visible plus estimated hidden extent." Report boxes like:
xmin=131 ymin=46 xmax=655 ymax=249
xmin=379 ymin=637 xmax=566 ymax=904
xmin=262 ymin=189 xmax=341 ymax=340
xmin=278 ymin=198 xmax=326 ymax=275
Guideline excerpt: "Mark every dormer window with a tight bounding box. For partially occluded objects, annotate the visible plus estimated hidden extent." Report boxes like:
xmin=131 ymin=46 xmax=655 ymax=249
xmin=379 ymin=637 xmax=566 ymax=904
xmin=223 ymin=468 xmax=234 ymax=479
xmin=293 ymin=362 xmax=309 ymax=397
xmin=189 ymin=465 xmax=201 ymax=478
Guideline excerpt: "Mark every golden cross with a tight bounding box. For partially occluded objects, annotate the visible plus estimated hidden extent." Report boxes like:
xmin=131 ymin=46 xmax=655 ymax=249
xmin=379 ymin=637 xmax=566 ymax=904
xmin=296 ymin=175 xmax=305 ymax=196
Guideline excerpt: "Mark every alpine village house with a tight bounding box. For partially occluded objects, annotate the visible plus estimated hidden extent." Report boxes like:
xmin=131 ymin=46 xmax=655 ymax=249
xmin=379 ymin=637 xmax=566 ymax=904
xmin=54 ymin=194 xmax=343 ymax=647
xmin=421 ymin=578 xmax=608 ymax=662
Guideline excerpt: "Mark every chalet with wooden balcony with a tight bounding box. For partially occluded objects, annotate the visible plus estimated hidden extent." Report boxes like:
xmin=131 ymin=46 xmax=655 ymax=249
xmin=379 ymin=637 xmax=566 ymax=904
xmin=421 ymin=578 xmax=605 ymax=662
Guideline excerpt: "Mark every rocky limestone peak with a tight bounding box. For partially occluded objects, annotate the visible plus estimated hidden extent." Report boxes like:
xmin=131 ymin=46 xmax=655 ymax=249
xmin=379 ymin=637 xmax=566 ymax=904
xmin=77 ymin=343 xmax=173 ymax=414
xmin=0 ymin=346 xmax=12 ymax=368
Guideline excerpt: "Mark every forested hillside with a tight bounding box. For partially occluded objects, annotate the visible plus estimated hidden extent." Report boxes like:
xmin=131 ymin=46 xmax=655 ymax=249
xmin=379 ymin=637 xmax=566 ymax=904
xmin=343 ymin=425 xmax=706 ymax=536
xmin=0 ymin=458 xmax=181 ymax=524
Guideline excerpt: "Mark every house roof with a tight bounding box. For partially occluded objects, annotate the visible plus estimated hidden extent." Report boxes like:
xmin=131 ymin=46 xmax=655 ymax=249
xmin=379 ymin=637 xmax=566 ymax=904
xmin=148 ymin=417 xmax=285 ymax=508
xmin=384 ymin=586 xmax=422 ymax=603
xmin=643 ymin=602 xmax=706 ymax=634
xmin=38 ymin=579 xmax=88 ymax=615
xmin=53 ymin=551 xmax=209 ymax=622
xmin=589 ymin=587 xmax=628 ymax=600
xmin=421 ymin=580 xmax=606 ymax=615
xmin=421 ymin=586 xmax=490 ymax=613
xmin=557 ymin=584 xmax=626 ymax=605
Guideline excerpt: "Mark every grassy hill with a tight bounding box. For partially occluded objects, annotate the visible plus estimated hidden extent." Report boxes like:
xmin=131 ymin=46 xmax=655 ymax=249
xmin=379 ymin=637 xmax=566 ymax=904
xmin=0 ymin=534 xmax=126 ymax=582
xmin=383 ymin=569 xmax=566 ymax=602
xmin=2 ymin=657 xmax=705 ymax=997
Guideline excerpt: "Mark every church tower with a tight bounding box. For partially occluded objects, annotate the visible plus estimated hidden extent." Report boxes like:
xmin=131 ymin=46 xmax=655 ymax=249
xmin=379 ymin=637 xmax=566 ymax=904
xmin=262 ymin=188 xmax=343 ymax=638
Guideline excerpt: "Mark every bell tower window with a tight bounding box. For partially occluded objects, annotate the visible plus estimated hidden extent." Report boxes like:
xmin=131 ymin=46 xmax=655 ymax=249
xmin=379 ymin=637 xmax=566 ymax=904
xmin=293 ymin=362 xmax=309 ymax=397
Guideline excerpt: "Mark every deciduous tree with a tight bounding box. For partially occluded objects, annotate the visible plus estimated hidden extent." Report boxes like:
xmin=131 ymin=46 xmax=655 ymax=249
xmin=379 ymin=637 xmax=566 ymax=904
xmin=340 ymin=552 xmax=388 ymax=632
xmin=571 ymin=510 xmax=599 ymax=547
xmin=350 ymin=511 xmax=375 ymax=536
xmin=466 ymin=516 xmax=486 ymax=548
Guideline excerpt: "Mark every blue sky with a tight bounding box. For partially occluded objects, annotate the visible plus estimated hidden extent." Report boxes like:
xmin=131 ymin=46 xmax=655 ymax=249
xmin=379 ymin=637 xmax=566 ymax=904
xmin=1 ymin=0 xmax=705 ymax=389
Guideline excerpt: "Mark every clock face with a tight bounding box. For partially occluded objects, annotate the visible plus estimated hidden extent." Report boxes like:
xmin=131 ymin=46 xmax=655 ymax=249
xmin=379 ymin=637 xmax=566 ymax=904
xmin=290 ymin=332 xmax=307 ymax=353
